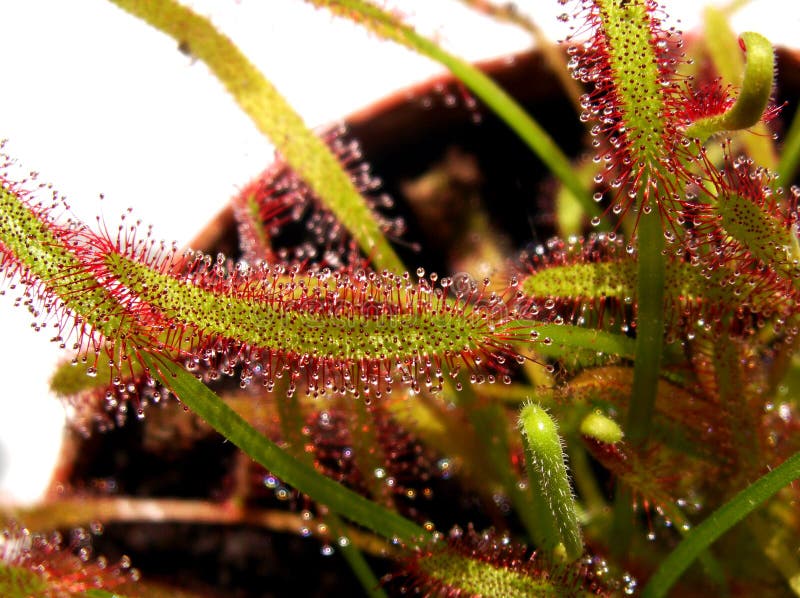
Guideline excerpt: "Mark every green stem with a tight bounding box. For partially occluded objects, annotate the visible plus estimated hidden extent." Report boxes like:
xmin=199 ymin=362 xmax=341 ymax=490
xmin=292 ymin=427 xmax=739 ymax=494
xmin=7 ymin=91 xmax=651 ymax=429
xmin=612 ymin=205 xmax=666 ymax=556
xmin=351 ymin=399 xmax=395 ymax=507
xmin=627 ymin=207 xmax=666 ymax=445
xmin=326 ymin=514 xmax=388 ymax=598
xmin=453 ymin=377 xmax=541 ymax=544
xmin=642 ymin=450 xmax=800 ymax=598
xmin=610 ymin=484 xmax=635 ymax=562
xmin=141 ymin=352 xmax=426 ymax=544
xmin=712 ymin=334 xmax=759 ymax=479
xmin=306 ymin=0 xmax=600 ymax=223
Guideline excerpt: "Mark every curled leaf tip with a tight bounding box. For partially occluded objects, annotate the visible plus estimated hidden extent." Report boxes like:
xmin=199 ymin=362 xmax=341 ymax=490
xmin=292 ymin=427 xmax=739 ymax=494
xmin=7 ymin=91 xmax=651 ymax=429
xmin=684 ymin=31 xmax=775 ymax=141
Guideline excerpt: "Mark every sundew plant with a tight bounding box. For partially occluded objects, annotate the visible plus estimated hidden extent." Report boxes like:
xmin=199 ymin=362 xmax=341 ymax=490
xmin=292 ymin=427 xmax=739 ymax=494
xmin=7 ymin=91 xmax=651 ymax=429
xmin=2 ymin=0 xmax=800 ymax=596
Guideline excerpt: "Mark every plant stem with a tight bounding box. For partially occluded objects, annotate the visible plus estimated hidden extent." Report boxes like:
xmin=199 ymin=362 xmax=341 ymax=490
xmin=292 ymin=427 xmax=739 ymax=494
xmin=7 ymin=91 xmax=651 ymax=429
xmin=326 ymin=514 xmax=389 ymax=598
xmin=306 ymin=0 xmax=601 ymax=223
xmin=627 ymin=206 xmax=666 ymax=445
xmin=612 ymin=204 xmax=666 ymax=556
xmin=142 ymin=352 xmax=426 ymax=544
xmin=453 ymin=377 xmax=541 ymax=544
xmin=642 ymin=450 xmax=800 ymax=598
xmin=609 ymin=484 xmax=635 ymax=562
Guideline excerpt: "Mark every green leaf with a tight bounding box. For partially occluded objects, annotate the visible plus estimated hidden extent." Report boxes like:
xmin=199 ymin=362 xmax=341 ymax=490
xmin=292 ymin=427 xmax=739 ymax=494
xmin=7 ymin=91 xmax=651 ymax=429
xmin=415 ymin=549 xmax=560 ymax=597
xmin=642 ymin=450 xmax=800 ymax=598
xmin=715 ymin=188 xmax=800 ymax=283
xmin=0 ymin=562 xmax=48 ymax=598
xmin=304 ymin=0 xmax=600 ymax=222
xmin=104 ymin=253 xmax=491 ymax=365
xmin=701 ymin=7 xmax=776 ymax=167
xmin=518 ymin=403 xmax=583 ymax=562
xmin=0 ymin=186 xmax=132 ymax=344
xmin=685 ymin=32 xmax=775 ymax=141
xmin=141 ymin=352 xmax=426 ymax=544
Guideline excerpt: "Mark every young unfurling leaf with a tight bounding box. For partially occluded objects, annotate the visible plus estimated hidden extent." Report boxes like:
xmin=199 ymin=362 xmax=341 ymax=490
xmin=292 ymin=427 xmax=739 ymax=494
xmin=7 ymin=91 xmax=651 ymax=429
xmin=518 ymin=403 xmax=583 ymax=562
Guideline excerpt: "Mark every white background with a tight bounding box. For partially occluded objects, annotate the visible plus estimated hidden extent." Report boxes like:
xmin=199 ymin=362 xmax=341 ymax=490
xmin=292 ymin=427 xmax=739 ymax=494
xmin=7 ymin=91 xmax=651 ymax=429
xmin=0 ymin=0 xmax=796 ymax=503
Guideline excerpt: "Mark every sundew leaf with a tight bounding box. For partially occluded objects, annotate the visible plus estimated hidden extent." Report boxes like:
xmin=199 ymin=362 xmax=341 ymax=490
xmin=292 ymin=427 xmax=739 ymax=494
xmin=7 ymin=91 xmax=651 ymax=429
xmin=688 ymin=152 xmax=800 ymax=298
xmin=0 ymin=562 xmax=48 ymax=598
xmin=106 ymin=0 xmax=403 ymax=273
xmin=684 ymin=32 xmax=775 ymax=142
xmin=0 ymin=522 xmax=139 ymax=597
xmin=714 ymin=186 xmax=800 ymax=284
xmin=232 ymin=124 xmax=403 ymax=268
xmin=526 ymin=323 xmax=635 ymax=360
xmin=89 ymin=235 xmax=639 ymax=396
xmin=385 ymin=527 xmax=619 ymax=597
xmin=96 ymin=246 xmax=513 ymax=397
xmin=568 ymin=0 xmax=681 ymax=462
xmin=2 ymin=173 xmax=638 ymax=412
xmin=517 ymin=234 xmax=797 ymax=335
xmin=701 ymin=8 xmax=777 ymax=167
xmin=585 ymin=0 xmax=672 ymax=183
xmin=0 ymin=182 xmax=141 ymax=367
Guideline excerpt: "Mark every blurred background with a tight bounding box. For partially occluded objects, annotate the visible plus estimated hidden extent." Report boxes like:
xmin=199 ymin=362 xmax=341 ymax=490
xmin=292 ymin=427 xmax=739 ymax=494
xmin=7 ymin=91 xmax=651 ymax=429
xmin=0 ymin=0 xmax=795 ymax=503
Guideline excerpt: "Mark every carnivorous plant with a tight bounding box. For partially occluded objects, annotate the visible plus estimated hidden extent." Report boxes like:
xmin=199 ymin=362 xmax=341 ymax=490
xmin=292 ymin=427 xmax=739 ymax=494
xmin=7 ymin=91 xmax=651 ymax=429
xmin=2 ymin=0 xmax=800 ymax=595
